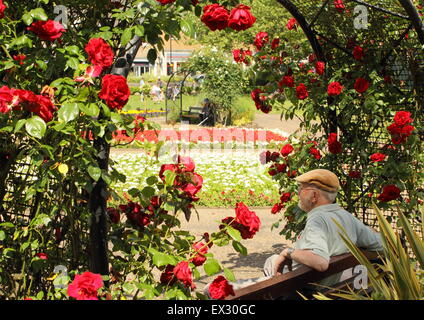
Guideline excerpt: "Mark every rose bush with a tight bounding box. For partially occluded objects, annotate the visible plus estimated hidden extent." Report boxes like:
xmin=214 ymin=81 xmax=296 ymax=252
xmin=0 ymin=0 xmax=266 ymax=301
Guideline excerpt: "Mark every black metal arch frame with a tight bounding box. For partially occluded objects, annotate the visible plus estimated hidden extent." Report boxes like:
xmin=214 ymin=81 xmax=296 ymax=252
xmin=276 ymin=0 xmax=423 ymax=134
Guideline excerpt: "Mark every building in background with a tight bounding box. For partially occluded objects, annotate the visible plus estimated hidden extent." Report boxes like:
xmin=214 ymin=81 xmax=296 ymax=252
xmin=132 ymin=36 xmax=201 ymax=77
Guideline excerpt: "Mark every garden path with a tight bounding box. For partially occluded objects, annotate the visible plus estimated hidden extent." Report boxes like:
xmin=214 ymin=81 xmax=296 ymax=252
xmin=148 ymin=113 xmax=302 ymax=134
xmin=178 ymin=207 xmax=292 ymax=294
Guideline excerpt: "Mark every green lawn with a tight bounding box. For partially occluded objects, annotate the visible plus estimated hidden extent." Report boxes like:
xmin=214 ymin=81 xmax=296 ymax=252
xmin=124 ymin=93 xmax=300 ymax=118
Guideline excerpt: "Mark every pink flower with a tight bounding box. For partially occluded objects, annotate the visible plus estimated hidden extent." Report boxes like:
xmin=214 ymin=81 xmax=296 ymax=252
xmin=67 ymin=271 xmax=104 ymax=300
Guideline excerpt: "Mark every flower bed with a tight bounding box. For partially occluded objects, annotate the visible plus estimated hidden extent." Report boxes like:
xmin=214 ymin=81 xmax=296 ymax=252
xmin=113 ymin=127 xmax=288 ymax=145
xmin=110 ymin=150 xmax=281 ymax=208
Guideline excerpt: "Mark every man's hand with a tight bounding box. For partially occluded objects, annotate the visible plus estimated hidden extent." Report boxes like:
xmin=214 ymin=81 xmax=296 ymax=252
xmin=273 ymin=249 xmax=293 ymax=276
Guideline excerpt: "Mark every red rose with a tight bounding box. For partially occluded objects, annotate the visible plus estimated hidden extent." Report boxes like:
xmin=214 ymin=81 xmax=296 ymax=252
xmin=233 ymin=49 xmax=251 ymax=64
xmin=334 ymin=0 xmax=345 ymax=13
xmin=177 ymin=155 xmax=195 ymax=172
xmin=98 ymin=74 xmax=130 ymax=110
xmin=369 ymin=152 xmax=386 ymax=163
xmin=353 ymin=45 xmax=364 ymax=60
xmin=13 ymin=54 xmax=26 ymax=66
xmin=280 ymin=143 xmax=294 ymax=157
xmin=377 ymin=184 xmax=401 ymax=202
xmin=173 ymin=261 xmax=195 ymax=289
xmin=159 ymin=163 xmax=179 ymax=180
xmin=348 ymin=171 xmax=361 ymax=179
xmin=107 ymin=207 xmax=120 ymax=224
xmin=286 ymin=18 xmax=297 ymax=30
xmin=27 ymin=20 xmax=65 ymax=41
xmin=354 ymin=77 xmax=369 ymax=93
xmin=278 ymin=75 xmax=295 ymax=88
xmin=271 ymin=203 xmax=284 ymax=214
xmin=228 ymin=4 xmax=256 ymax=31
xmin=327 ymin=81 xmax=343 ymax=96
xmin=328 ymin=133 xmax=342 ymax=154
xmin=67 ymin=271 xmax=104 ymax=300
xmin=209 ymin=276 xmax=235 ymax=300
xmin=280 ymin=192 xmax=292 ymax=203
xmin=156 ymin=0 xmax=176 ymax=5
xmin=393 ymin=111 xmax=413 ymax=126
xmin=271 ymin=38 xmax=280 ymax=50
xmin=235 ymin=202 xmax=261 ymax=238
xmin=254 ymin=32 xmax=269 ymax=50
xmin=85 ymin=38 xmax=115 ymax=69
xmin=190 ymin=242 xmax=208 ymax=266
xmin=201 ymin=4 xmax=229 ymax=31
xmin=12 ymin=89 xmax=56 ymax=122
xmin=251 ymin=88 xmax=271 ymax=113
xmin=35 ymin=253 xmax=48 ymax=260
xmin=0 ymin=0 xmax=6 ymax=19
xmin=296 ymin=83 xmax=308 ymax=100
xmin=308 ymin=141 xmax=321 ymax=160
xmin=160 ymin=264 xmax=176 ymax=285
xmin=0 ymin=86 xmax=14 ymax=114
xmin=315 ymin=61 xmax=325 ymax=75
xmin=387 ymin=123 xmax=414 ymax=144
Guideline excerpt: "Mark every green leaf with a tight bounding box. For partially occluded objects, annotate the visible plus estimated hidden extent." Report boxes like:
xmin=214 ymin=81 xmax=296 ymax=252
xmin=204 ymin=258 xmax=221 ymax=276
xmin=147 ymin=49 xmax=157 ymax=65
xmin=232 ymin=241 xmax=247 ymax=256
xmin=148 ymin=248 xmax=177 ymax=267
xmin=0 ymin=230 xmax=5 ymax=241
xmin=164 ymin=170 xmax=176 ymax=187
xmin=58 ymin=102 xmax=79 ymax=123
xmin=79 ymin=103 xmax=100 ymax=117
xmin=141 ymin=186 xmax=155 ymax=199
xmin=135 ymin=25 xmax=144 ymax=37
xmin=223 ymin=267 xmax=236 ymax=282
xmin=30 ymin=8 xmax=48 ymax=21
xmin=180 ymin=19 xmax=194 ymax=38
xmin=110 ymin=112 xmax=122 ymax=124
xmin=87 ymin=165 xmax=102 ymax=182
xmin=146 ymin=176 xmax=158 ymax=186
xmin=121 ymin=27 xmax=134 ymax=46
xmin=226 ymin=226 xmax=242 ymax=242
xmin=22 ymin=13 xmax=33 ymax=25
xmin=14 ymin=119 xmax=26 ymax=133
xmin=25 ymin=116 xmax=46 ymax=139
xmin=66 ymin=57 xmax=80 ymax=70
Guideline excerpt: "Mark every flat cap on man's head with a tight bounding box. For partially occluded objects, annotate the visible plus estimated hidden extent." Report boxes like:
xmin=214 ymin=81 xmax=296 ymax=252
xmin=295 ymin=169 xmax=340 ymax=192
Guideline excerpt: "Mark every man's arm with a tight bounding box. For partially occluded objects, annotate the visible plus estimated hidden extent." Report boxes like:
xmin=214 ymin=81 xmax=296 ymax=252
xmin=273 ymin=248 xmax=329 ymax=275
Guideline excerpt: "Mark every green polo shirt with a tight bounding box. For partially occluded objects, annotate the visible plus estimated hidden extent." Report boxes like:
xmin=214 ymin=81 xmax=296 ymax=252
xmin=292 ymin=203 xmax=383 ymax=287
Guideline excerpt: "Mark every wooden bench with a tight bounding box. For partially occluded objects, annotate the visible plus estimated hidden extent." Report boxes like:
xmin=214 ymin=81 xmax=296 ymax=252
xmin=181 ymin=106 xmax=204 ymax=124
xmin=226 ymin=250 xmax=380 ymax=300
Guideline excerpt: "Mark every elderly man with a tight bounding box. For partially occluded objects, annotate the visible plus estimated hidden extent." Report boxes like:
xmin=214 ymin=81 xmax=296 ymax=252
xmin=205 ymin=169 xmax=383 ymax=298
xmin=267 ymin=169 xmax=383 ymax=283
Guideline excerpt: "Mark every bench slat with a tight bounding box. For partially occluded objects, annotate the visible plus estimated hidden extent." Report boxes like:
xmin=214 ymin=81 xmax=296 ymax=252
xmin=226 ymin=250 xmax=379 ymax=300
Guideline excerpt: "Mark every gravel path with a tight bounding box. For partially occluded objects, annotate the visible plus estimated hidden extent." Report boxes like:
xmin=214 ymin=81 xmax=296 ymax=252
xmin=178 ymin=207 xmax=292 ymax=293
